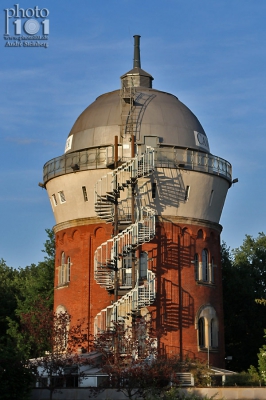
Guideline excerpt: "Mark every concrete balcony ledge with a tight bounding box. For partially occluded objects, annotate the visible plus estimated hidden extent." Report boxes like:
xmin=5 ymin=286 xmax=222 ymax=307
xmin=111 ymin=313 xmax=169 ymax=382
xmin=43 ymin=146 xmax=232 ymax=185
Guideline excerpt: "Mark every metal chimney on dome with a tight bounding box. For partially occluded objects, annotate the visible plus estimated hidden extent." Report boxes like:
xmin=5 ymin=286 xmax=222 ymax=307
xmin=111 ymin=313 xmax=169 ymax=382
xmin=120 ymin=35 xmax=154 ymax=89
xmin=133 ymin=35 xmax=141 ymax=68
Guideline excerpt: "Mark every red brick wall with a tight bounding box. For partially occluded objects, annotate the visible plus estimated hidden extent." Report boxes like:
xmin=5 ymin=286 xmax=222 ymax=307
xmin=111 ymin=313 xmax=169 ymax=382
xmin=53 ymin=219 xmax=224 ymax=367
xmin=54 ymin=222 xmax=114 ymax=350
xmin=145 ymin=220 xmax=225 ymax=367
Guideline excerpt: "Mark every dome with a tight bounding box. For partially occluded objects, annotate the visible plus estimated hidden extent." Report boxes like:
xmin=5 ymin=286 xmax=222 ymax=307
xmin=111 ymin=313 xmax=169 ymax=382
xmin=65 ymin=88 xmax=209 ymax=154
xmin=64 ymin=36 xmax=210 ymax=155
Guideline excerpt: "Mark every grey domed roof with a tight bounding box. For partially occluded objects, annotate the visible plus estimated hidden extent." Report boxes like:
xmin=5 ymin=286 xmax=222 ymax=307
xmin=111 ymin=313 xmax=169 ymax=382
xmin=65 ymin=87 xmax=210 ymax=154
xmin=65 ymin=35 xmax=209 ymax=155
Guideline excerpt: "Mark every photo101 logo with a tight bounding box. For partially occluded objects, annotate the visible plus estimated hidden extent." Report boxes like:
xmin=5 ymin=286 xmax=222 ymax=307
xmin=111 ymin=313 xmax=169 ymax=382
xmin=4 ymin=4 xmax=49 ymax=48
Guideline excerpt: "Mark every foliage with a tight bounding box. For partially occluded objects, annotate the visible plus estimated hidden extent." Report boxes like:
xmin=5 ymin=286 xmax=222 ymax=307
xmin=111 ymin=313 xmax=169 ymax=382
xmin=257 ymin=335 xmax=266 ymax=383
xmin=256 ymin=298 xmax=266 ymax=306
xmin=222 ymin=234 xmax=266 ymax=371
xmin=0 ymin=259 xmax=20 ymax=342
xmin=92 ymin=319 xmax=162 ymax=399
xmin=27 ymin=311 xmax=89 ymax=400
xmin=185 ymin=358 xmax=211 ymax=387
xmin=91 ymin=319 xmax=211 ymax=399
xmin=224 ymin=370 xmax=261 ymax=387
xmin=16 ymin=228 xmax=55 ymax=316
xmin=0 ymin=339 xmax=34 ymax=400
xmin=0 ymin=230 xmax=55 ymax=399
xmin=248 ymin=329 xmax=266 ymax=384
xmin=6 ymin=229 xmax=55 ymax=358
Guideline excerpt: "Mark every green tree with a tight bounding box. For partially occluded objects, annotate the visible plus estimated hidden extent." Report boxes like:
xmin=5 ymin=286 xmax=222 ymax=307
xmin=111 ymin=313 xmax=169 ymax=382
xmin=222 ymin=233 xmax=266 ymax=371
xmin=0 ymin=229 xmax=55 ymax=399
xmin=7 ymin=229 xmax=55 ymax=357
xmin=0 ymin=260 xmax=19 ymax=342
xmin=27 ymin=311 xmax=89 ymax=400
xmin=0 ymin=340 xmax=34 ymax=400
xmin=17 ymin=228 xmax=55 ymax=314
xmin=257 ymin=337 xmax=266 ymax=383
xmin=91 ymin=320 xmax=210 ymax=399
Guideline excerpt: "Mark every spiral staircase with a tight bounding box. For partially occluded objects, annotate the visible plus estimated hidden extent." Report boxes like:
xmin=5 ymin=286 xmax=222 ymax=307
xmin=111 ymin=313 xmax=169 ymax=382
xmin=94 ymin=148 xmax=156 ymax=334
xmin=93 ymin=86 xmax=157 ymax=334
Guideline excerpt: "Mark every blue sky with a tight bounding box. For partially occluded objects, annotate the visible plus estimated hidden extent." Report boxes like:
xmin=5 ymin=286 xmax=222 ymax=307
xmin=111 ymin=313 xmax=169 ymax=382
xmin=1 ymin=0 xmax=265 ymax=268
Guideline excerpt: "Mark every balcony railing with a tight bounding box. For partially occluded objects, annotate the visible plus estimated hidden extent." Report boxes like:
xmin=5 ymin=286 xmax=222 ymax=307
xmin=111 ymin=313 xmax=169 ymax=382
xmin=43 ymin=146 xmax=232 ymax=184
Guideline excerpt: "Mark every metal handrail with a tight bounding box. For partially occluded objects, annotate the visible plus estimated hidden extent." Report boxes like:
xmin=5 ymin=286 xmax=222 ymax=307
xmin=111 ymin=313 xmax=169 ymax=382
xmin=43 ymin=146 xmax=232 ymax=184
xmin=94 ymin=208 xmax=155 ymax=289
xmin=94 ymin=270 xmax=156 ymax=334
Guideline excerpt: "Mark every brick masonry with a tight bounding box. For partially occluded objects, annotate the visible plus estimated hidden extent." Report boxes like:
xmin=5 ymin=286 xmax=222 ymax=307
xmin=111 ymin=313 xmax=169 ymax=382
xmin=54 ymin=218 xmax=225 ymax=367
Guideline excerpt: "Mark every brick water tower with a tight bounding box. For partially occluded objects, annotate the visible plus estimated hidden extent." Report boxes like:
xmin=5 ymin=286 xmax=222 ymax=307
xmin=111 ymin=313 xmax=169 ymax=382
xmin=41 ymin=36 xmax=233 ymax=367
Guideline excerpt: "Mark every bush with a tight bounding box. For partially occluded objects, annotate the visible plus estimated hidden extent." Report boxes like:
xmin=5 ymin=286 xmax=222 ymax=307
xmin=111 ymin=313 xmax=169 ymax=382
xmin=224 ymin=370 xmax=262 ymax=386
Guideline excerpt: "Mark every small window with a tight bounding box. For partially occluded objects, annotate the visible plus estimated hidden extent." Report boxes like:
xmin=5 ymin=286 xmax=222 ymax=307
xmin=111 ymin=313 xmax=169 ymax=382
xmin=184 ymin=186 xmax=190 ymax=201
xmin=82 ymin=186 xmax=88 ymax=202
xmin=209 ymin=190 xmax=214 ymax=206
xmin=58 ymin=191 xmax=66 ymax=203
xmin=52 ymin=194 xmax=57 ymax=206
xmin=197 ymin=229 xmax=203 ymax=239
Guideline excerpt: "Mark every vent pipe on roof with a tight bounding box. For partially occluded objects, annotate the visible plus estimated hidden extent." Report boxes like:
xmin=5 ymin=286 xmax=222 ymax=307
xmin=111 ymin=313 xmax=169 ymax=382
xmin=133 ymin=35 xmax=141 ymax=68
xmin=121 ymin=35 xmax=153 ymax=88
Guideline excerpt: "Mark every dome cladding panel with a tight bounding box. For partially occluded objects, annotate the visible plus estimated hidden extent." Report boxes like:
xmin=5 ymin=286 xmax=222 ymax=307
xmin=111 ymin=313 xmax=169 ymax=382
xmin=66 ymin=88 xmax=210 ymax=154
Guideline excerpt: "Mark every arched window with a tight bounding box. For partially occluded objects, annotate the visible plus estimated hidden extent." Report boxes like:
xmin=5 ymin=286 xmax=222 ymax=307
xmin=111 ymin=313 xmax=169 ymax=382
xmin=58 ymin=252 xmax=71 ymax=286
xmin=197 ymin=229 xmax=203 ymax=239
xmin=196 ymin=306 xmax=218 ymax=351
xmin=198 ymin=317 xmax=205 ymax=348
xmin=55 ymin=305 xmax=69 ymax=350
xmin=202 ymin=249 xmax=208 ymax=282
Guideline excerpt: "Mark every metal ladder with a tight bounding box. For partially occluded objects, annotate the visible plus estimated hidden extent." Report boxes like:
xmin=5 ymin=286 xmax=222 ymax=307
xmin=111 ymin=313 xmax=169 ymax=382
xmin=121 ymin=86 xmax=156 ymax=141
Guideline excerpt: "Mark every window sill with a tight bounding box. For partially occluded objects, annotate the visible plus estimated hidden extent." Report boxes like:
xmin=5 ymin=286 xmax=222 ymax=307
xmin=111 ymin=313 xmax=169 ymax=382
xmin=198 ymin=346 xmax=219 ymax=353
xmin=196 ymin=281 xmax=215 ymax=287
xmin=56 ymin=282 xmax=70 ymax=289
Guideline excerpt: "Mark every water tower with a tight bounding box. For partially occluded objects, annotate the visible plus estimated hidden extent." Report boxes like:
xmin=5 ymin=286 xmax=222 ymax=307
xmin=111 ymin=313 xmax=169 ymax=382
xmin=41 ymin=35 xmax=232 ymax=367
